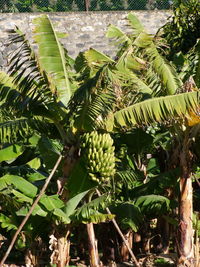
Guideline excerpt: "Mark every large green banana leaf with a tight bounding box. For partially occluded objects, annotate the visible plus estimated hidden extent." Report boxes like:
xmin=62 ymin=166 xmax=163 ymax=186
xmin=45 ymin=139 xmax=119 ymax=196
xmin=33 ymin=15 xmax=72 ymax=106
xmin=113 ymin=91 xmax=199 ymax=128
xmin=127 ymin=13 xmax=182 ymax=95
xmin=145 ymin=46 xmax=183 ymax=95
xmin=107 ymin=13 xmax=182 ymax=96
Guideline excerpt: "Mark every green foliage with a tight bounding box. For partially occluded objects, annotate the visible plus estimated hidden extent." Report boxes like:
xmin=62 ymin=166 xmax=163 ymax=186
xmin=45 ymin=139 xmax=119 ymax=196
xmin=129 ymin=169 xmax=179 ymax=198
xmin=0 ymin=214 xmax=18 ymax=231
xmin=37 ymin=136 xmax=63 ymax=174
xmin=0 ymin=174 xmax=38 ymax=198
xmin=154 ymin=257 xmax=174 ymax=266
xmin=67 ymin=158 xmax=95 ymax=198
xmin=111 ymin=202 xmax=143 ymax=231
xmin=115 ymin=129 xmax=154 ymax=155
xmin=0 ymin=145 xmax=24 ymax=163
xmin=64 ymin=190 xmax=90 ymax=219
xmin=71 ymin=193 xmax=114 ymax=223
xmin=70 ymin=65 xmax=116 ymax=132
xmin=107 ymin=13 xmax=182 ymax=97
xmin=134 ymin=194 xmax=170 ymax=217
xmin=113 ymin=92 xmax=199 ymax=129
xmin=0 ymin=15 xmax=75 ymax=145
xmin=160 ymin=0 xmax=200 ymax=59
xmin=33 ymin=15 xmax=72 ymax=106
xmin=115 ymin=170 xmax=144 ymax=190
xmin=1 ymin=11 xmax=200 ymax=265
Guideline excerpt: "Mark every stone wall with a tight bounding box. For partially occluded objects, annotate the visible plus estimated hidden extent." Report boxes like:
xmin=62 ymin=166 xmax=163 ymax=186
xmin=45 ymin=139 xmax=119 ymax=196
xmin=0 ymin=11 xmax=171 ymax=68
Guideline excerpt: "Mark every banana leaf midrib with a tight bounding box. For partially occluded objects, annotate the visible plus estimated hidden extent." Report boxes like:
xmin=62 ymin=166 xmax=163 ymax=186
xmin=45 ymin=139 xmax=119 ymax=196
xmin=48 ymin=17 xmax=70 ymax=93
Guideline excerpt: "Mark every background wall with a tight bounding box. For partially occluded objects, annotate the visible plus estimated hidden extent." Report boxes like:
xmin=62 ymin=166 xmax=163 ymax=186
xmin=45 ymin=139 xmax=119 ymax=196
xmin=0 ymin=11 xmax=171 ymax=68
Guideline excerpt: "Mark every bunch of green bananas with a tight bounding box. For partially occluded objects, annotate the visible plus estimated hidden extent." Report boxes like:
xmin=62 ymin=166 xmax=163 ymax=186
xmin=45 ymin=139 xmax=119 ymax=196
xmin=81 ymin=131 xmax=115 ymax=183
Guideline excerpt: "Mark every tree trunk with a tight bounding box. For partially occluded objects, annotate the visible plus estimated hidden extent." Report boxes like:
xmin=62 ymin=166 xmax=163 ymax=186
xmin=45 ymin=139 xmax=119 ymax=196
xmin=86 ymin=223 xmax=100 ymax=267
xmin=57 ymin=145 xmax=77 ymax=198
xmin=25 ymin=237 xmax=45 ymax=267
xmin=50 ymin=229 xmax=71 ymax=267
xmin=57 ymin=232 xmax=70 ymax=267
xmin=54 ymin=146 xmax=77 ymax=266
xmin=177 ymin=139 xmax=194 ymax=266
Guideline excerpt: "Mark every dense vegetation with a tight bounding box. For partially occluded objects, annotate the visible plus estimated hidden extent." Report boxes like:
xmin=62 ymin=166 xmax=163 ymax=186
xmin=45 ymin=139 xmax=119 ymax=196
xmin=0 ymin=0 xmax=171 ymax=12
xmin=0 ymin=1 xmax=200 ymax=267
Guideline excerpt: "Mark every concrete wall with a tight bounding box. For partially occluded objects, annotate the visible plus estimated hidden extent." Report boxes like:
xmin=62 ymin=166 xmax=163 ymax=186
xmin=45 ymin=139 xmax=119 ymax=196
xmin=0 ymin=11 xmax=171 ymax=68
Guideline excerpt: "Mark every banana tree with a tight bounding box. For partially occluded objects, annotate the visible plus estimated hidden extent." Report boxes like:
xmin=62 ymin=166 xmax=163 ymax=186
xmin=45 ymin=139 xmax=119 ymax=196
xmin=1 ymin=12 xmax=200 ymax=267
xmin=111 ymin=127 xmax=177 ymax=256
xmin=0 ymin=15 xmax=78 ymax=266
xmin=111 ymin=93 xmax=200 ymax=266
xmin=104 ymin=13 xmax=200 ymax=266
xmin=0 ymin=15 xmax=127 ymax=267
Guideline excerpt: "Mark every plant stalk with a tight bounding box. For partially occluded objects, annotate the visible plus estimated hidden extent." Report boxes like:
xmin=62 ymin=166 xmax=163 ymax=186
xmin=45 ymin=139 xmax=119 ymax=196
xmin=95 ymin=189 xmax=141 ymax=267
xmin=177 ymin=133 xmax=194 ymax=266
xmin=0 ymin=154 xmax=63 ymax=267
xmin=87 ymin=222 xmax=100 ymax=267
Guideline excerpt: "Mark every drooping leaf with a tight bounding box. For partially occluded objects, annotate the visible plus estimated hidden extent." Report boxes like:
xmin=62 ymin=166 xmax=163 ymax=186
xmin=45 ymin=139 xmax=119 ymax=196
xmin=75 ymin=48 xmax=114 ymax=79
xmin=84 ymin=48 xmax=114 ymax=70
xmin=145 ymin=46 xmax=182 ymax=95
xmin=53 ymin=208 xmax=70 ymax=223
xmin=67 ymin=157 xmax=97 ymax=198
xmin=27 ymin=171 xmax=47 ymax=183
xmin=116 ymin=170 xmax=144 ymax=190
xmin=70 ymin=66 xmax=116 ymax=132
xmin=38 ymin=136 xmax=63 ymax=173
xmin=113 ymin=91 xmax=199 ymax=129
xmin=3 ymin=31 xmax=52 ymax=110
xmin=115 ymin=58 xmax=152 ymax=95
xmin=108 ymin=13 xmax=182 ymax=96
xmin=72 ymin=209 xmax=114 ymax=224
xmin=127 ymin=13 xmax=145 ymax=36
xmin=0 ymin=115 xmax=54 ymax=144
xmin=82 ymin=212 xmax=115 ymax=224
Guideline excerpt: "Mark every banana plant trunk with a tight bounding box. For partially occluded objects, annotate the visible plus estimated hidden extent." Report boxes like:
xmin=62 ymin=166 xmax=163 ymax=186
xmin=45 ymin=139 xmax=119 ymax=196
xmin=50 ymin=229 xmax=70 ymax=267
xmin=57 ymin=231 xmax=71 ymax=267
xmin=86 ymin=222 xmax=100 ymax=267
xmin=177 ymin=137 xmax=194 ymax=266
xmin=55 ymin=145 xmax=78 ymax=266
